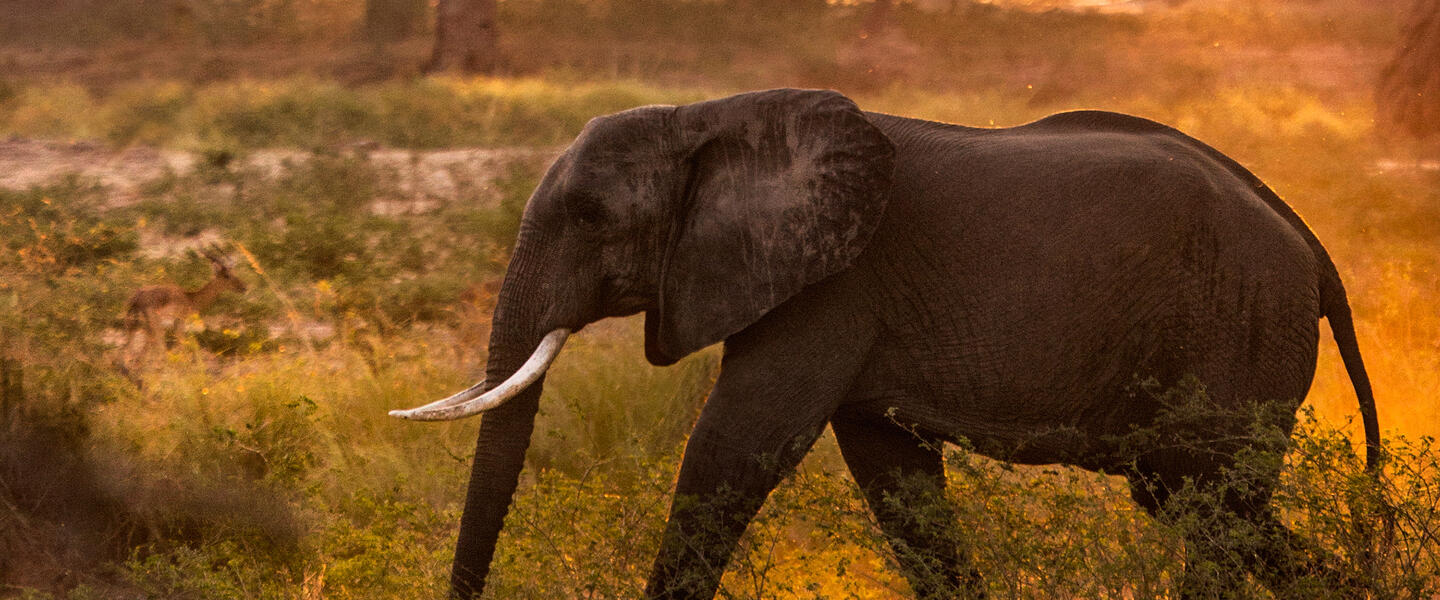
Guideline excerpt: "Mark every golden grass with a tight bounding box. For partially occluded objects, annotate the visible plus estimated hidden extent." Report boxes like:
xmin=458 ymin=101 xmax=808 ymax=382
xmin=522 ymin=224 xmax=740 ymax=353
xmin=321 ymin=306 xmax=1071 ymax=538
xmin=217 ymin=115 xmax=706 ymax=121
xmin=1 ymin=1 xmax=1435 ymax=596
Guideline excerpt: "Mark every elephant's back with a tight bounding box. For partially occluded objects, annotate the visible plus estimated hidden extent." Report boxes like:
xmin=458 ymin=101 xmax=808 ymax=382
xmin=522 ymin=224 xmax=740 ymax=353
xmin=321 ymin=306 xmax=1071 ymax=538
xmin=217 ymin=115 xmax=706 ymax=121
xmin=865 ymin=112 xmax=1320 ymax=299
xmin=865 ymin=110 xmax=1319 ymax=281
xmin=850 ymin=113 xmax=1323 ymax=460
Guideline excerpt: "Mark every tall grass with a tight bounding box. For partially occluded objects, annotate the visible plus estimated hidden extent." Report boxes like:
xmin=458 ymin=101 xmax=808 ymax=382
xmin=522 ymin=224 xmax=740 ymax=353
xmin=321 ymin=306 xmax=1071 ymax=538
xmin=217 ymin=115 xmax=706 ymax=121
xmin=0 ymin=78 xmax=705 ymax=151
xmin=3 ymin=84 xmax=1437 ymax=596
xmin=2 ymin=1 xmax=1437 ymax=596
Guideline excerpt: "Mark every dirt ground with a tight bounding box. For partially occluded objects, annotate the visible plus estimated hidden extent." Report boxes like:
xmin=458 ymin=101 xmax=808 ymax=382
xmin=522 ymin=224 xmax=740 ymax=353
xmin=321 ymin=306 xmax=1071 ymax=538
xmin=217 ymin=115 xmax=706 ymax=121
xmin=0 ymin=136 xmax=560 ymax=210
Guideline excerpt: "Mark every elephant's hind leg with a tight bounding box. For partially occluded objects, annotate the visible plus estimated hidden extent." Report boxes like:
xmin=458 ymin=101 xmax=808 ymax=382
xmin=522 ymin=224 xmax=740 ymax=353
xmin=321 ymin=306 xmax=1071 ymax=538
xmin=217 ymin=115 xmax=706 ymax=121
xmin=1126 ymin=448 xmax=1358 ymax=600
xmin=832 ymin=410 xmax=983 ymax=599
xmin=1245 ymin=506 xmax=1365 ymax=600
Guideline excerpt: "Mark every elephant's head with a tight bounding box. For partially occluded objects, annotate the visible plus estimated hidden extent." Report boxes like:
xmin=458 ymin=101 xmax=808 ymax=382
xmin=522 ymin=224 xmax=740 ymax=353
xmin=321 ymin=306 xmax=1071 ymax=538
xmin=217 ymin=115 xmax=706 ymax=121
xmin=389 ymin=89 xmax=895 ymax=597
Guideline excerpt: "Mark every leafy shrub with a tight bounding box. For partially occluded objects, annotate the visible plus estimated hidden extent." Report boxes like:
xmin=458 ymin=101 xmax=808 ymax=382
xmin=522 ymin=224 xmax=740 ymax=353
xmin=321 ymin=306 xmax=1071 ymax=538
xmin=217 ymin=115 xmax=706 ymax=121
xmin=0 ymin=182 xmax=138 ymax=272
xmin=102 ymin=82 xmax=195 ymax=146
xmin=530 ymin=318 xmax=719 ymax=480
xmin=486 ymin=462 xmax=672 ymax=599
xmin=0 ymin=78 xmax=699 ymax=149
xmin=316 ymin=491 xmax=452 ymax=599
xmin=197 ymin=79 xmax=375 ymax=148
xmin=122 ymin=541 xmax=305 ymax=599
xmin=489 ymin=404 xmax=1439 ymax=599
xmin=241 ymin=153 xmax=386 ymax=280
xmin=0 ymin=370 xmax=135 ymax=589
xmin=194 ymin=324 xmax=278 ymax=356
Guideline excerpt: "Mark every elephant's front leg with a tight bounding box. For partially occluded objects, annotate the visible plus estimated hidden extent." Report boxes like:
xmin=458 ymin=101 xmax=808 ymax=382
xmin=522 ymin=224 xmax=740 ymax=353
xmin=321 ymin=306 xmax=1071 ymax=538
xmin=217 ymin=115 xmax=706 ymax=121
xmin=644 ymin=387 xmax=831 ymax=599
xmin=832 ymin=409 xmax=981 ymax=599
xmin=645 ymin=296 xmax=877 ymax=600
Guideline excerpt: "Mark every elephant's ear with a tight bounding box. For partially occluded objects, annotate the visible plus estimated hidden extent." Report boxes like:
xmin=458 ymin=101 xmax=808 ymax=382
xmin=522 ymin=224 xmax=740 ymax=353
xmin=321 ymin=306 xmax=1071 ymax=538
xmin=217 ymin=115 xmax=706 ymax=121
xmin=645 ymin=89 xmax=895 ymax=365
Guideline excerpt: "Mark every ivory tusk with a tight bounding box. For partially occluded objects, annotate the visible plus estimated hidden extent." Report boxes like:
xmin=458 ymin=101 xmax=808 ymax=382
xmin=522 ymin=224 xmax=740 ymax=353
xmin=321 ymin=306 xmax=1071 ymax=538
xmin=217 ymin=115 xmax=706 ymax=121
xmin=389 ymin=328 xmax=571 ymax=421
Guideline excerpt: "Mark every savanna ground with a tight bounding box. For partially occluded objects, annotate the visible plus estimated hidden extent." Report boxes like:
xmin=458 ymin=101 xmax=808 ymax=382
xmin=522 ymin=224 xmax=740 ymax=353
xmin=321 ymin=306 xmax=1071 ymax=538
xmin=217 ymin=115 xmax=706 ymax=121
xmin=1 ymin=0 xmax=1438 ymax=597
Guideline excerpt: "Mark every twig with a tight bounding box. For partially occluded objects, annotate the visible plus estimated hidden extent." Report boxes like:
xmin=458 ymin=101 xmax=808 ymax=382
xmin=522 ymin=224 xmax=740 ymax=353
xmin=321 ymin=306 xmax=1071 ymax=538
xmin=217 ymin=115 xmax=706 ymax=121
xmin=231 ymin=241 xmax=318 ymax=356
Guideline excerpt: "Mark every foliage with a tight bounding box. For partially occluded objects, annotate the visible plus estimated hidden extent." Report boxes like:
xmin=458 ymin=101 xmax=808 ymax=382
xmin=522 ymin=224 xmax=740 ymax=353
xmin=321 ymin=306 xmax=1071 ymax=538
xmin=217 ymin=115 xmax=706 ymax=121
xmin=1 ymin=0 xmax=1438 ymax=597
xmin=1375 ymin=0 xmax=1440 ymax=140
xmin=0 ymin=78 xmax=701 ymax=151
xmin=3 ymin=95 xmax=1438 ymax=600
xmin=362 ymin=0 xmax=429 ymax=43
xmin=486 ymin=408 xmax=1440 ymax=599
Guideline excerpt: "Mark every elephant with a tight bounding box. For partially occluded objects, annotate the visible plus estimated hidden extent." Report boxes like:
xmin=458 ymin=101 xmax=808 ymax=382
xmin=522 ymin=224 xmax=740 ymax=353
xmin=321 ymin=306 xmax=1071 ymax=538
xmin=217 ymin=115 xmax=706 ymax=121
xmin=390 ymin=88 xmax=1381 ymax=599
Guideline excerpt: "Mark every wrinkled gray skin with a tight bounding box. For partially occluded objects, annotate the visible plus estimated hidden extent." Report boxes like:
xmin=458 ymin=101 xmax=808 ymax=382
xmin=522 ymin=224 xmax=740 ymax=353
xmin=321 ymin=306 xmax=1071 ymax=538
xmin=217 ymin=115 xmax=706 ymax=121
xmin=445 ymin=89 xmax=1380 ymax=599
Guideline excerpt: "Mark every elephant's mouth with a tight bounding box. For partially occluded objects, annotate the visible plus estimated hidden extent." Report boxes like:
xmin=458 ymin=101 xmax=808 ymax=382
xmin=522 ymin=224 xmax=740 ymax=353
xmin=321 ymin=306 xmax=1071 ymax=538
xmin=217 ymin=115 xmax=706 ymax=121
xmin=603 ymin=296 xmax=652 ymax=318
xmin=596 ymin=275 xmax=655 ymax=319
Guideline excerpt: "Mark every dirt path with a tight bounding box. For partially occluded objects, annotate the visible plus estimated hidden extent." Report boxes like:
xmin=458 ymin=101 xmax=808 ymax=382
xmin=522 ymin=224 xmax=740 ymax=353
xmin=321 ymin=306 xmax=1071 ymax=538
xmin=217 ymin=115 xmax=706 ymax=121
xmin=0 ymin=137 xmax=196 ymax=198
xmin=0 ymin=137 xmax=562 ymax=211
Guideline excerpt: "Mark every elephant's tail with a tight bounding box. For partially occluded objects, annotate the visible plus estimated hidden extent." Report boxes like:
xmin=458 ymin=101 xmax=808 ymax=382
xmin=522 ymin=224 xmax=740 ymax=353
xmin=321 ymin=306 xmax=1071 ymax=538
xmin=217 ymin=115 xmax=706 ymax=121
xmin=1233 ymin=161 xmax=1383 ymax=472
xmin=1320 ymin=269 xmax=1391 ymax=591
xmin=1148 ymin=117 xmax=1381 ymax=471
xmin=1245 ymin=175 xmax=1382 ymax=472
xmin=1204 ymin=154 xmax=1382 ymax=472
xmin=1036 ymin=110 xmax=1382 ymax=469
xmin=1319 ymin=279 xmax=1382 ymax=472
xmin=1127 ymin=112 xmax=1388 ymax=581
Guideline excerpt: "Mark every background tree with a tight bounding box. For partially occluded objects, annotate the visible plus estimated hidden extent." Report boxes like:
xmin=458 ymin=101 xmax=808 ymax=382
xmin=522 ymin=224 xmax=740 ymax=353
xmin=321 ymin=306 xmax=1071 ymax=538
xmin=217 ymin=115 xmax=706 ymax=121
xmin=427 ymin=0 xmax=500 ymax=74
xmin=862 ymin=0 xmax=894 ymax=38
xmin=363 ymin=0 xmax=427 ymax=44
xmin=1378 ymin=0 xmax=1440 ymax=140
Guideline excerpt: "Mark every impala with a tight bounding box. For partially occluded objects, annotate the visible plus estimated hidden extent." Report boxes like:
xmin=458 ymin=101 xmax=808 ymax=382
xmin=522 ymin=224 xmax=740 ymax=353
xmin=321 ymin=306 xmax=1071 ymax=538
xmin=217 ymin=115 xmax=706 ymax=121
xmin=121 ymin=245 xmax=248 ymax=364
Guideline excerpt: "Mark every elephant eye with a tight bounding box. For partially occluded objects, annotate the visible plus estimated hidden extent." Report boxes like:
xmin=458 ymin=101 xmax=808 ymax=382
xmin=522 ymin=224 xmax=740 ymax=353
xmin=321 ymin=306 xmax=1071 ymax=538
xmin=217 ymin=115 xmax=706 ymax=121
xmin=569 ymin=196 xmax=608 ymax=229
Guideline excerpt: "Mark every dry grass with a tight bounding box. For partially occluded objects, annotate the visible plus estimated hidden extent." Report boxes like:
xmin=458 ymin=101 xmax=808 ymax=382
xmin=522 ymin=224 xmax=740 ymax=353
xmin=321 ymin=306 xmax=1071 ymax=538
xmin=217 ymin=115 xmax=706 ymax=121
xmin=1 ymin=0 xmax=1436 ymax=598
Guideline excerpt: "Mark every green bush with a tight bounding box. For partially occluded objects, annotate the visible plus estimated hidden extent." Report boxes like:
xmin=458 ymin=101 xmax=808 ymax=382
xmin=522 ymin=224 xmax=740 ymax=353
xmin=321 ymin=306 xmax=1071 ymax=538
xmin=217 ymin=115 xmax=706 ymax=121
xmin=316 ymin=490 xmax=453 ymax=599
xmin=194 ymin=324 xmax=279 ymax=356
xmin=0 ymin=78 xmax=701 ymax=150
xmin=2 ymin=158 xmax=1435 ymax=598
xmin=0 ymin=182 xmax=138 ymax=272
xmin=102 ymin=82 xmax=195 ymax=146
xmin=489 ymin=405 xmax=1439 ymax=599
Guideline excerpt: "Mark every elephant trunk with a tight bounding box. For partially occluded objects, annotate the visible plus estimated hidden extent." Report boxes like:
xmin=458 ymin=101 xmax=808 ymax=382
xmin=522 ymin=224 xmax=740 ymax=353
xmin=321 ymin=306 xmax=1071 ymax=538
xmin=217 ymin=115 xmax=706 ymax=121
xmin=449 ymin=235 xmax=557 ymax=599
xmin=449 ymin=380 xmax=542 ymax=598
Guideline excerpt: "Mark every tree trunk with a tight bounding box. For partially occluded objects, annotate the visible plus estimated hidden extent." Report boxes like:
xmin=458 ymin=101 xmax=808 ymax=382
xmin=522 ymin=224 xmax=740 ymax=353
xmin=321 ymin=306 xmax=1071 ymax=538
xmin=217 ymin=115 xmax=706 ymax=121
xmin=1 ymin=358 xmax=20 ymax=421
xmin=428 ymin=0 xmax=501 ymax=74
xmin=1378 ymin=0 xmax=1440 ymax=139
xmin=363 ymin=0 xmax=426 ymax=43
xmin=862 ymin=0 xmax=894 ymax=38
